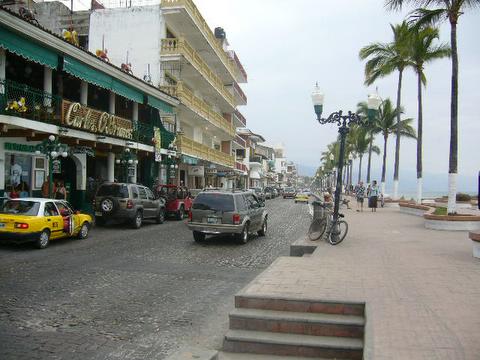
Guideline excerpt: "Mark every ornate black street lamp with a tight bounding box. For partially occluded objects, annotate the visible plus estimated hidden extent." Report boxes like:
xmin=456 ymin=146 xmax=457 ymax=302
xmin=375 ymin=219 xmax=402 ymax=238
xmin=115 ymin=148 xmax=138 ymax=183
xmin=311 ymin=84 xmax=381 ymax=222
xmin=35 ymin=134 xmax=69 ymax=198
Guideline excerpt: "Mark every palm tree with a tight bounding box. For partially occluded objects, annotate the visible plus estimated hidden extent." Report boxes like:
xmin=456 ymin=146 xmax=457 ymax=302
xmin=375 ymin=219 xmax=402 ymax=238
xmin=350 ymin=127 xmax=380 ymax=184
xmin=374 ymin=99 xmax=416 ymax=194
xmin=407 ymin=25 xmax=451 ymax=203
xmin=385 ymin=0 xmax=480 ymax=212
xmin=359 ymin=21 xmax=411 ymax=199
xmin=356 ymin=101 xmax=381 ymax=184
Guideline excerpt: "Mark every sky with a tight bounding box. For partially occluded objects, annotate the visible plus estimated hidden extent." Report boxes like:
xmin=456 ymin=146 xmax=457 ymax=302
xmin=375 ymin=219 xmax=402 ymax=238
xmin=192 ymin=0 xmax=479 ymax=192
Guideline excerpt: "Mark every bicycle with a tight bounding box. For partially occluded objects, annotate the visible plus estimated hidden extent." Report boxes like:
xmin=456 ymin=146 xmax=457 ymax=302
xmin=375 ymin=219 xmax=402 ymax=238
xmin=308 ymin=201 xmax=349 ymax=245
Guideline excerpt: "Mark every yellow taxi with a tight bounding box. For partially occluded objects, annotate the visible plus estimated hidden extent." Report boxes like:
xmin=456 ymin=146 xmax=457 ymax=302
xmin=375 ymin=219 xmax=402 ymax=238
xmin=294 ymin=192 xmax=310 ymax=204
xmin=0 ymin=198 xmax=92 ymax=249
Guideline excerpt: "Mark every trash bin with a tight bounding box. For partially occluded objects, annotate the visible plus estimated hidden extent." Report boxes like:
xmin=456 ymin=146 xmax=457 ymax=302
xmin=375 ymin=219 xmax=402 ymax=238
xmin=312 ymin=200 xmax=324 ymax=220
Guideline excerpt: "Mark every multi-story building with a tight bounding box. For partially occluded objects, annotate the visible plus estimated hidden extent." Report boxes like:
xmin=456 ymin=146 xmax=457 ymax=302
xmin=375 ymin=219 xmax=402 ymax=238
xmin=236 ymin=128 xmax=265 ymax=189
xmin=88 ymin=0 xmax=248 ymax=189
xmin=0 ymin=6 xmax=178 ymax=211
xmin=255 ymin=144 xmax=276 ymax=187
xmin=273 ymin=144 xmax=287 ymax=186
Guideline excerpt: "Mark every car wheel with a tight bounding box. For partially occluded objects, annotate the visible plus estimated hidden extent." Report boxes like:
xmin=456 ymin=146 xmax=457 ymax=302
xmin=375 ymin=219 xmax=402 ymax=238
xmin=258 ymin=218 xmax=267 ymax=237
xmin=156 ymin=208 xmax=165 ymax=224
xmin=236 ymin=223 xmax=249 ymax=244
xmin=193 ymin=231 xmax=205 ymax=242
xmin=78 ymin=222 xmax=90 ymax=239
xmin=101 ymin=197 xmax=117 ymax=214
xmin=176 ymin=205 xmax=185 ymax=221
xmin=131 ymin=211 xmax=143 ymax=229
xmin=35 ymin=230 xmax=50 ymax=249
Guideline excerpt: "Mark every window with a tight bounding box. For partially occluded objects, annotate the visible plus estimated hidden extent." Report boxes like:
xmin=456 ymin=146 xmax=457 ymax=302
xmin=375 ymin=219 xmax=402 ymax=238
xmin=97 ymin=184 xmax=129 ymax=198
xmin=246 ymin=194 xmax=259 ymax=209
xmin=193 ymin=193 xmax=235 ymax=212
xmin=55 ymin=202 xmax=72 ymax=216
xmin=146 ymin=188 xmax=155 ymax=200
xmin=131 ymin=186 xmax=139 ymax=199
xmin=236 ymin=195 xmax=248 ymax=211
xmin=138 ymin=187 xmax=147 ymax=200
xmin=1 ymin=201 xmax=40 ymax=216
xmin=44 ymin=202 xmax=59 ymax=216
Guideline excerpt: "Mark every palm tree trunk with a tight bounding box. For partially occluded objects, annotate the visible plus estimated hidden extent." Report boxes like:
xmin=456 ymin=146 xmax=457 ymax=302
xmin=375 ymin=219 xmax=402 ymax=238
xmin=358 ymin=155 xmax=363 ymax=184
xmin=393 ymin=69 xmax=403 ymax=199
xmin=367 ymin=135 xmax=373 ymax=183
xmin=416 ymin=70 xmax=423 ymax=204
xmin=447 ymin=20 xmax=458 ymax=214
xmin=381 ymin=135 xmax=388 ymax=196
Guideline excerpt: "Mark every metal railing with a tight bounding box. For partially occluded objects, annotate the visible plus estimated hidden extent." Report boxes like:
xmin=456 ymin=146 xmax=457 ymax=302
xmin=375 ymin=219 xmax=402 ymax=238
xmin=161 ymin=38 xmax=235 ymax=108
xmin=160 ymin=82 xmax=235 ymax=137
xmin=160 ymin=0 xmax=239 ymax=81
xmin=0 ymin=79 xmax=61 ymax=124
xmin=177 ymin=135 xmax=234 ymax=168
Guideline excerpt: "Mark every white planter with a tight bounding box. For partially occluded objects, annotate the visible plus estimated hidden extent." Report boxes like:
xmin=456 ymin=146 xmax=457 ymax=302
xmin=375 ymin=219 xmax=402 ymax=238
xmin=424 ymin=219 xmax=480 ymax=231
xmin=399 ymin=206 xmax=426 ymax=216
xmin=473 ymin=241 xmax=480 ymax=259
xmin=435 ymin=202 xmax=472 ymax=210
xmin=383 ymin=202 xmax=399 ymax=208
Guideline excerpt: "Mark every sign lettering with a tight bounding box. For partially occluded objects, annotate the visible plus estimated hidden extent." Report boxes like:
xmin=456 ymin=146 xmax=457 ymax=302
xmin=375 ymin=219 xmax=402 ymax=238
xmin=62 ymin=100 xmax=133 ymax=139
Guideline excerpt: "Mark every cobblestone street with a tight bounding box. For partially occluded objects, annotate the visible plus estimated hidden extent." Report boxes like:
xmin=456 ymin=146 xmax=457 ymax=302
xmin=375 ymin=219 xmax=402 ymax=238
xmin=0 ymin=198 xmax=310 ymax=360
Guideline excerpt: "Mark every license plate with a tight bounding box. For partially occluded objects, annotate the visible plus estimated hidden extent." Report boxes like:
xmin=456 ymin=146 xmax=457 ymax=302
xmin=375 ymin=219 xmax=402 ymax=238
xmin=95 ymin=212 xmax=102 ymax=216
xmin=0 ymin=223 xmax=4 ymax=228
xmin=207 ymin=217 xmax=218 ymax=224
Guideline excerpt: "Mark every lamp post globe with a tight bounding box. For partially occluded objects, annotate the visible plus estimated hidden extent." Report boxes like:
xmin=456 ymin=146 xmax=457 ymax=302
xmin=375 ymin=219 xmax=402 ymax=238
xmin=50 ymin=151 xmax=58 ymax=158
xmin=128 ymin=159 xmax=133 ymax=164
xmin=48 ymin=134 xmax=55 ymax=142
xmin=311 ymin=83 xmax=324 ymax=117
xmin=62 ymin=152 xmax=68 ymax=158
xmin=115 ymin=159 xmax=120 ymax=164
xmin=367 ymin=93 xmax=382 ymax=121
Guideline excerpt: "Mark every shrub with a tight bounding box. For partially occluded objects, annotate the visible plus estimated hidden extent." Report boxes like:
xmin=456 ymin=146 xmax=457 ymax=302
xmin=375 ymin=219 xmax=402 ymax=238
xmin=456 ymin=193 xmax=471 ymax=202
xmin=434 ymin=207 xmax=447 ymax=215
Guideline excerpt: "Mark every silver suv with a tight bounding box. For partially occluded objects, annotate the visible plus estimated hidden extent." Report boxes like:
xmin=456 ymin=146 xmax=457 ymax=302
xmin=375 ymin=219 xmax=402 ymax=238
xmin=187 ymin=190 xmax=268 ymax=244
xmin=94 ymin=182 xmax=166 ymax=229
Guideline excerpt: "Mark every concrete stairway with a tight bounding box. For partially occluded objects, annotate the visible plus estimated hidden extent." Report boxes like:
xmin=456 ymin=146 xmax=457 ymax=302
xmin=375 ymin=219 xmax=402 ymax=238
xmin=221 ymin=294 xmax=365 ymax=359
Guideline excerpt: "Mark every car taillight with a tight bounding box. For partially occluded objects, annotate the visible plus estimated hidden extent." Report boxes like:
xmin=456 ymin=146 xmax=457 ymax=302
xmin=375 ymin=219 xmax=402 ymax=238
xmin=188 ymin=211 xmax=192 ymax=221
xmin=126 ymin=200 xmax=134 ymax=209
xmin=232 ymin=214 xmax=241 ymax=225
xmin=15 ymin=223 xmax=29 ymax=229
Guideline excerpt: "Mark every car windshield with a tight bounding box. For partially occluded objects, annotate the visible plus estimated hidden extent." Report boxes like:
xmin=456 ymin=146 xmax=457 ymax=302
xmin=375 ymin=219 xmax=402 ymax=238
xmin=0 ymin=200 xmax=40 ymax=216
xmin=193 ymin=193 xmax=235 ymax=212
xmin=97 ymin=184 xmax=129 ymax=198
xmin=285 ymin=188 xmax=294 ymax=192
xmin=251 ymin=188 xmax=262 ymax=193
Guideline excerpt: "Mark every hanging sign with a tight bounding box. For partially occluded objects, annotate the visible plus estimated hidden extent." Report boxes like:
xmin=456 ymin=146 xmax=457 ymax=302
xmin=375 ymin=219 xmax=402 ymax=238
xmin=62 ymin=100 xmax=133 ymax=139
xmin=154 ymin=127 xmax=162 ymax=162
xmin=52 ymin=159 xmax=62 ymax=174
xmin=188 ymin=166 xmax=204 ymax=177
xmin=205 ymin=168 xmax=217 ymax=175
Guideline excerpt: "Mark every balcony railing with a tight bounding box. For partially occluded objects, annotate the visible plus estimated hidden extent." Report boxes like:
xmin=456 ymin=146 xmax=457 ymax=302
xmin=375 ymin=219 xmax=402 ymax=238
xmin=0 ymin=80 xmax=174 ymax=148
xmin=235 ymin=162 xmax=247 ymax=172
xmin=233 ymin=110 xmax=246 ymax=127
xmin=161 ymin=38 xmax=235 ymax=108
xmin=231 ymin=81 xmax=247 ymax=105
xmin=249 ymin=156 xmax=263 ymax=164
xmin=234 ymin=134 xmax=246 ymax=148
xmin=160 ymin=82 xmax=235 ymax=137
xmin=228 ymin=50 xmax=247 ymax=82
xmin=160 ymin=0 xmax=239 ymax=81
xmin=177 ymin=135 xmax=234 ymax=168
xmin=0 ymin=79 xmax=61 ymax=124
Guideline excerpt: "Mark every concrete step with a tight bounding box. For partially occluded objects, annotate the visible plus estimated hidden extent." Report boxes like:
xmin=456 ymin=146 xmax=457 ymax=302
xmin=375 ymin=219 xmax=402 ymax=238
xmin=223 ymin=330 xmax=363 ymax=359
xmin=218 ymin=352 xmax=330 ymax=360
xmin=235 ymin=295 xmax=365 ymax=316
xmin=164 ymin=347 xmax=218 ymax=360
xmin=229 ymin=308 xmax=364 ymax=338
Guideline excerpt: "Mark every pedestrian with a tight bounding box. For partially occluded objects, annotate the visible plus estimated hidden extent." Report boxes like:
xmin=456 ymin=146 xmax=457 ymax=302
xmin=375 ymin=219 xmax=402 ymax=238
xmin=54 ymin=180 xmax=67 ymax=200
xmin=41 ymin=180 xmax=50 ymax=198
xmin=368 ymin=180 xmax=379 ymax=212
xmin=356 ymin=181 xmax=365 ymax=212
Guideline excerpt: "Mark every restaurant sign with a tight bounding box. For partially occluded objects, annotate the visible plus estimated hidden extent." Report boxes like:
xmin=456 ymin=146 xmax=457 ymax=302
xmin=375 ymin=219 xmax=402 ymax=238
xmin=62 ymin=100 xmax=133 ymax=139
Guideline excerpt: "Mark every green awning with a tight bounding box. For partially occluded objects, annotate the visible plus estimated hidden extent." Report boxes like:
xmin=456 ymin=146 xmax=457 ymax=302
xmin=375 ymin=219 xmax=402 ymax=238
xmin=147 ymin=95 xmax=174 ymax=114
xmin=63 ymin=56 xmax=143 ymax=103
xmin=0 ymin=26 xmax=58 ymax=69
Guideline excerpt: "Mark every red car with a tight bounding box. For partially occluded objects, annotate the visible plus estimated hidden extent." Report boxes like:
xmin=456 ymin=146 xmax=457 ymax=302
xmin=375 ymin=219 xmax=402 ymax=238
xmin=156 ymin=185 xmax=192 ymax=220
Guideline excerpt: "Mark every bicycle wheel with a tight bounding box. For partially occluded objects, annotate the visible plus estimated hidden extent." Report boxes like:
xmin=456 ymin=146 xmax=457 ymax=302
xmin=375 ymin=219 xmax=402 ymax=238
xmin=328 ymin=220 xmax=348 ymax=245
xmin=308 ymin=218 xmax=327 ymax=241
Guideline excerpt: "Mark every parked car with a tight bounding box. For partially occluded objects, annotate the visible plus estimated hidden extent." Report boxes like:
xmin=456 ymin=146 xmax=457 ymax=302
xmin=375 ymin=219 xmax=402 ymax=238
xmin=0 ymin=198 xmax=92 ymax=249
xmin=272 ymin=188 xmax=279 ymax=198
xmin=94 ymin=182 xmax=166 ymax=228
xmin=156 ymin=184 xmax=193 ymax=220
xmin=187 ymin=190 xmax=268 ymax=244
xmin=264 ymin=186 xmax=275 ymax=199
xmin=283 ymin=187 xmax=296 ymax=199
xmin=295 ymin=192 xmax=310 ymax=204
xmin=249 ymin=187 xmax=265 ymax=202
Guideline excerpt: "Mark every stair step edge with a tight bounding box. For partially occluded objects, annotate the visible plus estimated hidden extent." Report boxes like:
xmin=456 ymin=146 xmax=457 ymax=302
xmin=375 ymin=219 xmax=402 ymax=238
xmin=218 ymin=351 xmax=331 ymax=360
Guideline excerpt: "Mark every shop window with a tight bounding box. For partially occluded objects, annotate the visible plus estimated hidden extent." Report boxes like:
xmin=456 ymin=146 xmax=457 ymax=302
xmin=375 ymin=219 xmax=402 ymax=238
xmin=5 ymin=153 xmax=32 ymax=198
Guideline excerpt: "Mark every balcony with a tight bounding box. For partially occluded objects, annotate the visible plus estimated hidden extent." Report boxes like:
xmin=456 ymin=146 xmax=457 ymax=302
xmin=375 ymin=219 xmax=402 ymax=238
xmin=227 ymin=81 xmax=247 ymax=106
xmin=228 ymin=51 xmax=247 ymax=83
xmin=234 ymin=134 xmax=246 ymax=148
xmin=235 ymin=162 xmax=247 ymax=172
xmin=233 ymin=110 xmax=246 ymax=127
xmin=160 ymin=82 xmax=235 ymax=137
xmin=0 ymin=79 xmax=175 ymax=148
xmin=161 ymin=38 xmax=236 ymax=109
xmin=160 ymin=0 xmax=243 ymax=83
xmin=177 ymin=134 xmax=234 ymax=168
xmin=249 ymin=155 xmax=263 ymax=165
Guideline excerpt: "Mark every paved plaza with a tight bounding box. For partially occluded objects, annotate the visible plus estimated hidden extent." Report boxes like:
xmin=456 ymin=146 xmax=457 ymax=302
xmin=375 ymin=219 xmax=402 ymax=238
xmin=240 ymin=204 xmax=480 ymax=359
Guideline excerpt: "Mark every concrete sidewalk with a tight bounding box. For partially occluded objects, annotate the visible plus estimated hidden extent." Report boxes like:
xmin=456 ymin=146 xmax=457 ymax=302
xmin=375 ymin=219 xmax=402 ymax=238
xmin=238 ymin=206 xmax=480 ymax=359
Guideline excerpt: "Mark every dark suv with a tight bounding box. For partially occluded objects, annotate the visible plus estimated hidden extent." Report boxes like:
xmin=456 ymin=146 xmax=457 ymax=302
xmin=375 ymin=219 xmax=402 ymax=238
xmin=94 ymin=182 xmax=166 ymax=229
xmin=187 ymin=190 xmax=268 ymax=244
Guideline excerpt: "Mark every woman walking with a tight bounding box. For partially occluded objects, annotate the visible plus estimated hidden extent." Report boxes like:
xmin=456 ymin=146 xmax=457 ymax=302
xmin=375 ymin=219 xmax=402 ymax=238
xmin=369 ymin=180 xmax=379 ymax=212
xmin=355 ymin=181 xmax=366 ymax=212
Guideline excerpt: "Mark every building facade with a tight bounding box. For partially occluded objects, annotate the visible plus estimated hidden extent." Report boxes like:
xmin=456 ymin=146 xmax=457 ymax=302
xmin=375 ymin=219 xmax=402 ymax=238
xmin=0 ymin=6 xmax=178 ymax=211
